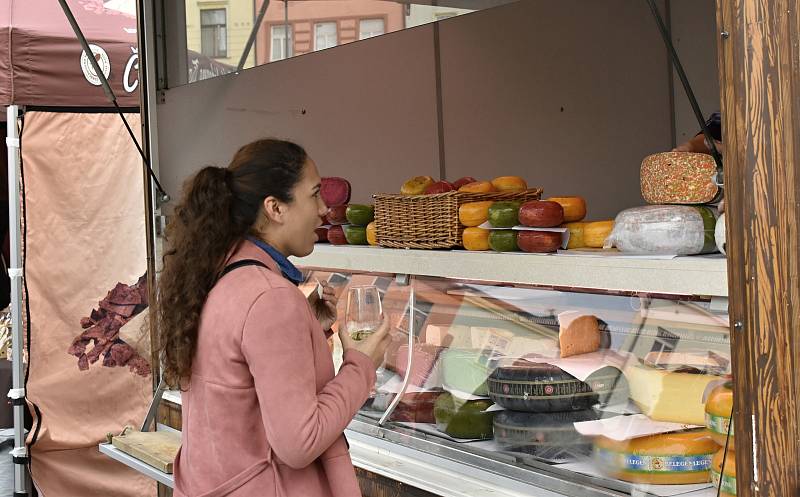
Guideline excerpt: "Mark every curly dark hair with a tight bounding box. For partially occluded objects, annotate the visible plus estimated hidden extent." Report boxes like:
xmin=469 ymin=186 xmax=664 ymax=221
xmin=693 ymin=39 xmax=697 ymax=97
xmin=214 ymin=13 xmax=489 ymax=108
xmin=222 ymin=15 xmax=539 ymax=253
xmin=155 ymin=139 xmax=308 ymax=388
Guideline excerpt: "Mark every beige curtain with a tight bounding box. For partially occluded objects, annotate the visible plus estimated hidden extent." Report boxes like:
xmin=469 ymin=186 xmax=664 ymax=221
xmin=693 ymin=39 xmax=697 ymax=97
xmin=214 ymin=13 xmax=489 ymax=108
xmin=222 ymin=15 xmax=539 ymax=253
xmin=21 ymin=111 xmax=154 ymax=496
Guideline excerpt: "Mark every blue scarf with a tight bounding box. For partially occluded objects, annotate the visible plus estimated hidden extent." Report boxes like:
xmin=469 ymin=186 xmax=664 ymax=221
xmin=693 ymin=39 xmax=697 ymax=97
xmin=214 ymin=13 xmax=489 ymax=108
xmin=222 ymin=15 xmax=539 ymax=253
xmin=247 ymin=237 xmax=304 ymax=286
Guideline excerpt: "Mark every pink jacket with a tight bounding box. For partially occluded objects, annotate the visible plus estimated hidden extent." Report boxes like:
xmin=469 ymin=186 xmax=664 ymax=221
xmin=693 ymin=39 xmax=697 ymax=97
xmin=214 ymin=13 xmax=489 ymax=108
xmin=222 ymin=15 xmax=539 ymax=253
xmin=173 ymin=240 xmax=376 ymax=497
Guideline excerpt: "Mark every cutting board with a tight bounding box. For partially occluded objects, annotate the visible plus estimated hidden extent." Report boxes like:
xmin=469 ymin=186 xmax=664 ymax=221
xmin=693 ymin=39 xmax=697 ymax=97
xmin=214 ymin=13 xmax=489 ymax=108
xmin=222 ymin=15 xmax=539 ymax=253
xmin=112 ymin=428 xmax=181 ymax=473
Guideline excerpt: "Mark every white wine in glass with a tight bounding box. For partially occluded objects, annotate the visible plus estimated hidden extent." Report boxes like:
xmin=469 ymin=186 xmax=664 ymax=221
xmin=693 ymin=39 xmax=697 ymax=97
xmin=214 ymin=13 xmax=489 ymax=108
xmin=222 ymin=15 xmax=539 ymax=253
xmin=345 ymin=285 xmax=383 ymax=341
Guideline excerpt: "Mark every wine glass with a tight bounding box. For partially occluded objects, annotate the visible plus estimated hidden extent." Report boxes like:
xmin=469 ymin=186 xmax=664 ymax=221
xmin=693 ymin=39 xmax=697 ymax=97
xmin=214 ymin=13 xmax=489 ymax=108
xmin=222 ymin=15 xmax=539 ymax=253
xmin=345 ymin=285 xmax=383 ymax=341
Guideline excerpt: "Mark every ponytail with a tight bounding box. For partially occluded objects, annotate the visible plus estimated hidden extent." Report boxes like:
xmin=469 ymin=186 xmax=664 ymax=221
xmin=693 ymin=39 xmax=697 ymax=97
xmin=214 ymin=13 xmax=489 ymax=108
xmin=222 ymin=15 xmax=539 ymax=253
xmin=155 ymin=139 xmax=308 ymax=388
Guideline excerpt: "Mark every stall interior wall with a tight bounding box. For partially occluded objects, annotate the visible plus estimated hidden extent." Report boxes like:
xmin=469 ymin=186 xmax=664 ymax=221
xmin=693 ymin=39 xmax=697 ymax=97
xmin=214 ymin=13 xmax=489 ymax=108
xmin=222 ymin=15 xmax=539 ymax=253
xmin=156 ymin=0 xmax=719 ymax=219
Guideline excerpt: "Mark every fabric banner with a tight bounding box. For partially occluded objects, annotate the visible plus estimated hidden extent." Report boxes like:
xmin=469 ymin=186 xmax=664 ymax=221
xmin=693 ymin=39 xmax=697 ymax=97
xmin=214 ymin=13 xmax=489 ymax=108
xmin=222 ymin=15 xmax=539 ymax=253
xmin=21 ymin=111 xmax=154 ymax=496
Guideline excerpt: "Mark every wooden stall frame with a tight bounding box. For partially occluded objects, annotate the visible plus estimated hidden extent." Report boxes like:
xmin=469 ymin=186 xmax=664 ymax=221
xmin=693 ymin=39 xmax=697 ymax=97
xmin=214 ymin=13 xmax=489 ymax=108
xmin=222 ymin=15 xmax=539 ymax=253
xmin=717 ymin=1 xmax=800 ymax=496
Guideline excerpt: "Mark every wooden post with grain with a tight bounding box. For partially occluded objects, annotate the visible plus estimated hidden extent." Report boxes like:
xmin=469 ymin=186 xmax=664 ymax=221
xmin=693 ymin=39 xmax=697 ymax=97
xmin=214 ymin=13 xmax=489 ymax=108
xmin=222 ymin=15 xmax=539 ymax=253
xmin=716 ymin=0 xmax=800 ymax=496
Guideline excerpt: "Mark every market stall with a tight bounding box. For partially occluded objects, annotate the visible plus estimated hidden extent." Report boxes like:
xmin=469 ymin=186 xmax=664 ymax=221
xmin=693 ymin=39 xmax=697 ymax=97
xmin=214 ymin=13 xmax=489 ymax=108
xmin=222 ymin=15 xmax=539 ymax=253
xmin=122 ymin=0 xmax=800 ymax=496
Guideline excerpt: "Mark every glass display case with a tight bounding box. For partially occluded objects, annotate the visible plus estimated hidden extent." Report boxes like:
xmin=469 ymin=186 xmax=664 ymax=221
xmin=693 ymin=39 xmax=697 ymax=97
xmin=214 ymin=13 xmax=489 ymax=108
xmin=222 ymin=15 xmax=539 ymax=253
xmin=295 ymin=246 xmax=732 ymax=497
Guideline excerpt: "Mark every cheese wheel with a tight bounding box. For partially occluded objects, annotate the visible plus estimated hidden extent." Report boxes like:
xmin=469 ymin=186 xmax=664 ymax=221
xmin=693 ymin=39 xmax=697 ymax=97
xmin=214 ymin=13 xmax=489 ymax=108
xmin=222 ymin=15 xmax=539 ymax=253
xmin=493 ymin=409 xmax=597 ymax=462
xmin=518 ymin=231 xmax=562 ymax=253
xmin=434 ymin=392 xmax=495 ymax=439
xmin=705 ymin=382 xmax=734 ymax=449
xmin=558 ymin=311 xmax=601 ymax=358
xmin=583 ymin=220 xmax=614 ymax=248
xmin=519 ymin=200 xmax=564 ymax=228
xmin=625 ymin=364 xmax=723 ymax=425
xmin=463 ymin=227 xmax=490 ymax=251
xmin=366 ymin=222 xmax=378 ymax=246
xmin=606 ymin=205 xmax=718 ymax=255
xmin=491 ymin=176 xmax=527 ymax=192
xmin=711 ymin=448 xmax=737 ymax=497
xmin=594 ymin=430 xmax=717 ymax=485
xmin=547 ymin=196 xmax=587 ymax=222
xmin=458 ymin=180 xmax=496 ymax=193
xmin=563 ymin=222 xmax=586 ymax=249
xmin=488 ymin=362 xmax=628 ymax=412
xmin=459 ymin=201 xmax=494 ymax=227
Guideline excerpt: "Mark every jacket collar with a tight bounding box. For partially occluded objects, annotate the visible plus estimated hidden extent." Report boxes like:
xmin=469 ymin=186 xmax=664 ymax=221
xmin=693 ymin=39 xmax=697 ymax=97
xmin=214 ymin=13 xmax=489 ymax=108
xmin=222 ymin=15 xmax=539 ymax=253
xmin=225 ymin=238 xmax=280 ymax=275
xmin=246 ymin=237 xmax=304 ymax=285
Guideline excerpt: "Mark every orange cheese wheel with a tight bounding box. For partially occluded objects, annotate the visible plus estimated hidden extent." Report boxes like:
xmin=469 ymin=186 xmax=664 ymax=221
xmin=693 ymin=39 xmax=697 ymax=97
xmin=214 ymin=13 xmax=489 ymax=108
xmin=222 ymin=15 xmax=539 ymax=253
xmin=711 ymin=448 xmax=737 ymax=497
xmin=458 ymin=181 xmax=496 ymax=193
xmin=491 ymin=176 xmax=527 ymax=192
xmin=594 ymin=429 xmax=717 ymax=485
xmin=366 ymin=222 xmax=378 ymax=246
xmin=547 ymin=196 xmax=587 ymax=222
xmin=463 ymin=227 xmax=490 ymax=251
xmin=705 ymin=382 xmax=734 ymax=449
xmin=563 ymin=222 xmax=586 ymax=249
xmin=584 ymin=220 xmax=614 ymax=248
xmin=458 ymin=201 xmax=494 ymax=227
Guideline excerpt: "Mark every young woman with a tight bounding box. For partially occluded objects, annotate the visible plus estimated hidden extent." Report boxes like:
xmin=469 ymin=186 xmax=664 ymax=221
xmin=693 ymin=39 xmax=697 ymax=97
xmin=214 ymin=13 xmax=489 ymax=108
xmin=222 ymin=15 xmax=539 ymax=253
xmin=155 ymin=139 xmax=391 ymax=497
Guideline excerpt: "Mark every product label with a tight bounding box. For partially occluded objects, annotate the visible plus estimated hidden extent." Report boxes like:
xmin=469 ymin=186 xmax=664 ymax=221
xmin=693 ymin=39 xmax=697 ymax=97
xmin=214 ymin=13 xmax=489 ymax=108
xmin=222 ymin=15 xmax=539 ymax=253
xmin=711 ymin=469 xmax=737 ymax=494
xmin=706 ymin=412 xmax=734 ymax=436
xmin=595 ymin=448 xmax=712 ymax=474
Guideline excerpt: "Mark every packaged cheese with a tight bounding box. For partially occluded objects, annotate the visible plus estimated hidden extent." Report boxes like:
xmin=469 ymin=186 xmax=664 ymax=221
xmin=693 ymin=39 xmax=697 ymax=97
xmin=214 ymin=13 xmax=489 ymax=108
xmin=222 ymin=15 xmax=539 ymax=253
xmin=594 ymin=429 xmax=717 ymax=484
xmin=625 ymin=364 xmax=723 ymax=425
xmin=604 ymin=205 xmax=718 ymax=255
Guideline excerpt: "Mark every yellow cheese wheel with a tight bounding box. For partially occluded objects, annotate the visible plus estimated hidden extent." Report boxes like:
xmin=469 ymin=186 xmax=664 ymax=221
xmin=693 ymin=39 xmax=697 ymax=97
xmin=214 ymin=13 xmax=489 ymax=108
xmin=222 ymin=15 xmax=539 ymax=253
xmin=458 ymin=201 xmax=494 ymax=227
xmin=562 ymin=222 xmax=586 ymax=249
xmin=547 ymin=196 xmax=587 ymax=222
xmin=490 ymin=176 xmax=527 ymax=192
xmin=366 ymin=222 xmax=378 ymax=246
xmin=583 ymin=220 xmax=614 ymax=248
xmin=705 ymin=382 xmax=734 ymax=449
xmin=625 ymin=364 xmax=722 ymax=425
xmin=594 ymin=430 xmax=717 ymax=485
xmin=711 ymin=448 xmax=737 ymax=497
xmin=463 ymin=227 xmax=490 ymax=251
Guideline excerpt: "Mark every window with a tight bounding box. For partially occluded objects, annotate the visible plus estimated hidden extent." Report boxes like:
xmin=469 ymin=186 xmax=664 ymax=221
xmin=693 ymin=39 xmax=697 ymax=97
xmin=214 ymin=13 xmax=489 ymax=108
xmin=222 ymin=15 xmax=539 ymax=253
xmin=314 ymin=22 xmax=337 ymax=51
xmin=270 ymin=25 xmax=293 ymax=61
xmin=200 ymin=9 xmax=227 ymax=58
xmin=359 ymin=19 xmax=385 ymax=40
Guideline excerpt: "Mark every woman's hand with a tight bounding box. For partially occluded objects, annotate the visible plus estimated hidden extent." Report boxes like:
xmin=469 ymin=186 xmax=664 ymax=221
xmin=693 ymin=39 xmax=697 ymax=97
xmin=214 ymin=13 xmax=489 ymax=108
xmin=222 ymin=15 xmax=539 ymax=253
xmin=308 ymin=280 xmax=338 ymax=331
xmin=339 ymin=316 xmax=392 ymax=369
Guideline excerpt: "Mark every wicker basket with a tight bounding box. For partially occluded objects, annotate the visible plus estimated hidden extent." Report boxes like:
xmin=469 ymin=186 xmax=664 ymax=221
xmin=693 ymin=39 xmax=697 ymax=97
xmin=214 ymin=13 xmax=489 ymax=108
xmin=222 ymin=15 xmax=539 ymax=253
xmin=373 ymin=188 xmax=543 ymax=249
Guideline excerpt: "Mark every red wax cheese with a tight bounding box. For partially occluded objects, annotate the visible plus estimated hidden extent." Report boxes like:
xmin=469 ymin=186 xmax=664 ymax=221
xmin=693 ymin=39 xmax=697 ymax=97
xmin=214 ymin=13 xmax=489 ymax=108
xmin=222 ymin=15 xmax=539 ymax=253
xmin=325 ymin=205 xmax=348 ymax=225
xmin=315 ymin=226 xmax=329 ymax=243
xmin=519 ymin=201 xmax=565 ymax=228
xmin=424 ymin=181 xmax=455 ymax=194
xmin=327 ymin=225 xmax=348 ymax=245
xmin=320 ymin=177 xmax=351 ymax=207
xmin=518 ymin=231 xmax=562 ymax=253
xmin=452 ymin=176 xmax=477 ymax=190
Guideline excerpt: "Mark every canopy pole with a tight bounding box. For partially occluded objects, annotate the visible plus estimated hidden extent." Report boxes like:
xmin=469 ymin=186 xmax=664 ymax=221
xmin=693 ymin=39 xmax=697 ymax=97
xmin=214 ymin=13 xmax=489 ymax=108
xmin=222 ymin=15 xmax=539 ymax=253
xmin=7 ymin=105 xmax=30 ymax=497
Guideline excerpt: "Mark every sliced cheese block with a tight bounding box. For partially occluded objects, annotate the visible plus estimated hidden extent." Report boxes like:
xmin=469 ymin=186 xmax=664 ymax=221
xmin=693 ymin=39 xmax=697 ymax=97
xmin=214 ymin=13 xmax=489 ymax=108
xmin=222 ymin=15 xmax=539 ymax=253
xmin=594 ymin=429 xmax=717 ymax=485
xmin=625 ymin=364 xmax=722 ymax=425
xmin=558 ymin=311 xmax=601 ymax=358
